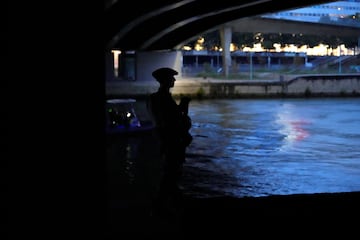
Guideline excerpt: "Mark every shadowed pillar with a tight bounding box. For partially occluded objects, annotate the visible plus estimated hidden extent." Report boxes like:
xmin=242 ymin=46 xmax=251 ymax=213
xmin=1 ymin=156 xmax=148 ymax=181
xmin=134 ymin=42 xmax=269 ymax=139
xmin=220 ymin=25 xmax=232 ymax=78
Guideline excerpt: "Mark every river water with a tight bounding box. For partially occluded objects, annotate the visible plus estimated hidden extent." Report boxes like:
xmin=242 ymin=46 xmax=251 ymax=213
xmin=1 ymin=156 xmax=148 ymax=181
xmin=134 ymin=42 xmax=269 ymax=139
xmin=181 ymin=97 xmax=360 ymax=198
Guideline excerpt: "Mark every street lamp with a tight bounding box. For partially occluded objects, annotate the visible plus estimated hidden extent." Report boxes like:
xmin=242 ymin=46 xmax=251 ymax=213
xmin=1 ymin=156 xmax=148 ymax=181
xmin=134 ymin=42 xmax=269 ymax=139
xmin=250 ymin=51 xmax=253 ymax=80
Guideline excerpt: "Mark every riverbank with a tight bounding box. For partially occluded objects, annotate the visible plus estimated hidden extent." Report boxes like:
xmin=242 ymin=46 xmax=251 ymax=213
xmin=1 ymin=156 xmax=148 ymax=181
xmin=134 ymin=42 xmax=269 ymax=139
xmin=106 ymin=73 xmax=360 ymax=99
xmin=106 ymin=83 xmax=360 ymax=237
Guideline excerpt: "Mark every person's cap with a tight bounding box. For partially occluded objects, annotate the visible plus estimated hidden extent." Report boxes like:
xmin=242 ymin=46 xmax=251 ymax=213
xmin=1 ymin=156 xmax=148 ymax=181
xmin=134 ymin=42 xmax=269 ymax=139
xmin=152 ymin=67 xmax=178 ymax=82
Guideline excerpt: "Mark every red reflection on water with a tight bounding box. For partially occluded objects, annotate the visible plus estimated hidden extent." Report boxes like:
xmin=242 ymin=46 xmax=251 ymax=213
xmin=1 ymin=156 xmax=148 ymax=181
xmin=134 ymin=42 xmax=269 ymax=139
xmin=289 ymin=120 xmax=310 ymax=141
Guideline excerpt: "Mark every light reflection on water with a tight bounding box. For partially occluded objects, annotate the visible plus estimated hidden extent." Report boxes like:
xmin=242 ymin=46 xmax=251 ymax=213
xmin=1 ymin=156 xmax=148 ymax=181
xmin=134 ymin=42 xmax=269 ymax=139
xmin=182 ymin=98 xmax=360 ymax=198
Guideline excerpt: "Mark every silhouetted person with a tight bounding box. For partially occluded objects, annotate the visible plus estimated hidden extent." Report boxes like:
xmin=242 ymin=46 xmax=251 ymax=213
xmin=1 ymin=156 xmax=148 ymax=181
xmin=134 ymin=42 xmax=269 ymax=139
xmin=147 ymin=67 xmax=192 ymax=215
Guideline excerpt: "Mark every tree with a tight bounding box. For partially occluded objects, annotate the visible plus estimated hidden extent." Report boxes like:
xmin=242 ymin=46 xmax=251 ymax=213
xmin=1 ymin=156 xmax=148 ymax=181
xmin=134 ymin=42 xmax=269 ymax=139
xmin=232 ymin=32 xmax=254 ymax=48
xmin=186 ymin=27 xmax=359 ymax=51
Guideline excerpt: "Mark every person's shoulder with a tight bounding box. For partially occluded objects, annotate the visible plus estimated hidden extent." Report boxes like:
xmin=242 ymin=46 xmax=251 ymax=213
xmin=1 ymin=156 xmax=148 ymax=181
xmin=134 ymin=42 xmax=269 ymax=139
xmin=149 ymin=92 xmax=161 ymax=104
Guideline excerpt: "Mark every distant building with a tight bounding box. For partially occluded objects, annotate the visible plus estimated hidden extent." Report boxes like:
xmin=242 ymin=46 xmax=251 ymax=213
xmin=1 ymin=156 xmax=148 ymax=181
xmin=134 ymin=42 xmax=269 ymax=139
xmin=262 ymin=0 xmax=360 ymax=27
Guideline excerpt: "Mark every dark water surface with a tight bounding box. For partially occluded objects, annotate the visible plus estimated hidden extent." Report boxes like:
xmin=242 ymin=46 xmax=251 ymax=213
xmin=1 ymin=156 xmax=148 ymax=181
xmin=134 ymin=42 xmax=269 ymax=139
xmin=182 ymin=98 xmax=360 ymax=198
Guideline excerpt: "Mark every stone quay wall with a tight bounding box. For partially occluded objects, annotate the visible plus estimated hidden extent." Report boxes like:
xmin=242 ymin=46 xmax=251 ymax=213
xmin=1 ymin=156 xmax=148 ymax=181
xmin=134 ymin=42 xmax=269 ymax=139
xmin=106 ymin=74 xmax=360 ymax=99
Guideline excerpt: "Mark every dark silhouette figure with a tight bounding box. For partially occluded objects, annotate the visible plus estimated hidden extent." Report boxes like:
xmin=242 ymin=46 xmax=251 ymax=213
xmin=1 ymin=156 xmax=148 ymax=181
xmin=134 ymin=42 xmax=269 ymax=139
xmin=147 ymin=67 xmax=192 ymax=216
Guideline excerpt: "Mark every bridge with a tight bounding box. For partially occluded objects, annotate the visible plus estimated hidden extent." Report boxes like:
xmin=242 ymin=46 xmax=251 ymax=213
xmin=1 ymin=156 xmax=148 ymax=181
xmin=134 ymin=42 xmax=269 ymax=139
xmin=105 ymin=0 xmax=340 ymax=51
xmin=105 ymin=0 xmax=359 ymax=82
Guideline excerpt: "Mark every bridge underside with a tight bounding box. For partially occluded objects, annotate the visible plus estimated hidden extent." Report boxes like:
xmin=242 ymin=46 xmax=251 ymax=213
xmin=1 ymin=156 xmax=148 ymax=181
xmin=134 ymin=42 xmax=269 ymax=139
xmin=105 ymin=0 xmax=336 ymax=51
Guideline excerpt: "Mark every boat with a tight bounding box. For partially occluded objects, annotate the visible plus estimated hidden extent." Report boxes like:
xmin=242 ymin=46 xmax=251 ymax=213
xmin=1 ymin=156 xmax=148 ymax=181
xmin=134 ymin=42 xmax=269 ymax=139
xmin=105 ymin=98 xmax=154 ymax=136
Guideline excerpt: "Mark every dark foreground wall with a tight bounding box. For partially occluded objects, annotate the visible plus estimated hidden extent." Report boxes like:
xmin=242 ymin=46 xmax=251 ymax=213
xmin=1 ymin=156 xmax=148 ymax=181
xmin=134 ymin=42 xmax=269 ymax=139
xmin=182 ymin=191 xmax=360 ymax=231
xmin=107 ymin=191 xmax=360 ymax=237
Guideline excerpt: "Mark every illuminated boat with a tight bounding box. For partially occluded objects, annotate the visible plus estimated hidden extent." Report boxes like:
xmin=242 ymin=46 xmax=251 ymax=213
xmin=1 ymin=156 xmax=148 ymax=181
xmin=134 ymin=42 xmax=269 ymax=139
xmin=105 ymin=98 xmax=153 ymax=136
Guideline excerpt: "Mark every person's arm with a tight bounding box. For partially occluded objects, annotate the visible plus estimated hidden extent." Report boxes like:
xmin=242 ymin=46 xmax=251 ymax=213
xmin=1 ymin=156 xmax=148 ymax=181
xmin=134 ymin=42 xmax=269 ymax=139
xmin=179 ymin=96 xmax=191 ymax=114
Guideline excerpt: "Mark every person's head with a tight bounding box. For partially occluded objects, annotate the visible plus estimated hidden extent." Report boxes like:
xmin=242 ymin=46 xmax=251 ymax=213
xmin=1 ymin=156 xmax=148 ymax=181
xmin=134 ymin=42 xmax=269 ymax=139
xmin=152 ymin=67 xmax=178 ymax=88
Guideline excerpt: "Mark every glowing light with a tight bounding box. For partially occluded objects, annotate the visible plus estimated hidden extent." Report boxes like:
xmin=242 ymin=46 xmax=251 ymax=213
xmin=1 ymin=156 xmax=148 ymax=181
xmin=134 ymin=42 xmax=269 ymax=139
xmin=275 ymin=104 xmax=311 ymax=151
xmin=194 ymin=44 xmax=203 ymax=51
xmin=184 ymin=39 xmax=358 ymax=56
xmin=237 ymin=42 xmax=356 ymax=56
xmin=111 ymin=50 xmax=121 ymax=77
xmin=197 ymin=37 xmax=205 ymax=44
xmin=273 ymin=43 xmax=281 ymax=52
